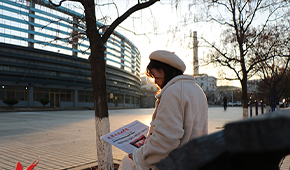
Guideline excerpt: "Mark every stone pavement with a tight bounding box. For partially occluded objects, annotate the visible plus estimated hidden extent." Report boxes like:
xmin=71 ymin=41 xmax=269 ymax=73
xmin=0 ymin=109 xmax=154 ymax=170
xmin=0 ymin=110 xmax=102 ymax=170
xmin=0 ymin=107 xmax=290 ymax=170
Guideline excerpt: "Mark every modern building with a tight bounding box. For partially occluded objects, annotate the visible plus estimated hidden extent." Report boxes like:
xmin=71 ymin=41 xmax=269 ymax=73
xmin=195 ymin=74 xmax=217 ymax=104
xmin=0 ymin=0 xmax=141 ymax=108
xmin=195 ymin=74 xmax=217 ymax=91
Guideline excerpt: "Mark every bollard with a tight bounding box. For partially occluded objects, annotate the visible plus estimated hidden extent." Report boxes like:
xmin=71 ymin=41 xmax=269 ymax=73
xmin=255 ymin=100 xmax=258 ymax=116
xmin=250 ymin=101 xmax=252 ymax=117
xmin=261 ymin=100 xmax=264 ymax=114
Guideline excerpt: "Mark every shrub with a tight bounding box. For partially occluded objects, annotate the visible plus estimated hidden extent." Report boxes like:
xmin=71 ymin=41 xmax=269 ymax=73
xmin=3 ymin=98 xmax=19 ymax=108
xmin=39 ymin=98 xmax=50 ymax=108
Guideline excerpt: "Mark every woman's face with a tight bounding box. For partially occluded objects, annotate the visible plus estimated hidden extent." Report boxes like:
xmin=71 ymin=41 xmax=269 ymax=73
xmin=151 ymin=68 xmax=165 ymax=89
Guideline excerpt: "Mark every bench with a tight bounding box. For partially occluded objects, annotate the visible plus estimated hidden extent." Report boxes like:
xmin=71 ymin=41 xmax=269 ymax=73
xmin=157 ymin=109 xmax=290 ymax=170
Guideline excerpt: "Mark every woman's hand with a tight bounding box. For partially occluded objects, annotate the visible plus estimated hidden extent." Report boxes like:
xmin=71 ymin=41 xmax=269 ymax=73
xmin=128 ymin=153 xmax=133 ymax=160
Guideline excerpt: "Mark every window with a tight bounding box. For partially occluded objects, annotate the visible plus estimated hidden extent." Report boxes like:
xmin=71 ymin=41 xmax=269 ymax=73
xmin=125 ymin=95 xmax=134 ymax=104
xmin=60 ymin=90 xmax=74 ymax=102
xmin=79 ymin=90 xmax=93 ymax=102
xmin=34 ymin=88 xmax=50 ymax=101
xmin=0 ymin=65 xmax=9 ymax=71
xmin=135 ymin=97 xmax=139 ymax=105
xmin=0 ymin=86 xmax=28 ymax=101
xmin=0 ymin=89 xmax=5 ymax=100
xmin=117 ymin=94 xmax=124 ymax=104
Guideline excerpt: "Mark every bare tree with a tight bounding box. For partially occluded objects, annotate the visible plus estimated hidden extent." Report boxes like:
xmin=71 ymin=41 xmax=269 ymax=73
xmin=180 ymin=0 xmax=290 ymax=118
xmin=255 ymin=23 xmax=290 ymax=109
xmin=257 ymin=67 xmax=290 ymax=108
xmin=42 ymin=0 xmax=159 ymax=169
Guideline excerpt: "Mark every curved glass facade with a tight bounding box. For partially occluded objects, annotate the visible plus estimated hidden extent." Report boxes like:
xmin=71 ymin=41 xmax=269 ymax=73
xmin=0 ymin=0 xmax=141 ymax=108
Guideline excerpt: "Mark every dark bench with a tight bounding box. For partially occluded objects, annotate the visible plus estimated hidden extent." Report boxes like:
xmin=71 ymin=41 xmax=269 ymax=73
xmin=157 ymin=109 xmax=290 ymax=170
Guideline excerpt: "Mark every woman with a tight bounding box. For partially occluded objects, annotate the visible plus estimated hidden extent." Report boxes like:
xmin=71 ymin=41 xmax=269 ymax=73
xmin=119 ymin=50 xmax=208 ymax=170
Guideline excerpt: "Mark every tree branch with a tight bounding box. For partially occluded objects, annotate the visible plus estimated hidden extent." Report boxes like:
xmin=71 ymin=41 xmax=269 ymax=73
xmin=48 ymin=0 xmax=68 ymax=7
xmin=102 ymin=0 xmax=159 ymax=43
xmin=46 ymin=0 xmax=86 ymax=9
xmin=202 ymin=36 xmax=242 ymax=81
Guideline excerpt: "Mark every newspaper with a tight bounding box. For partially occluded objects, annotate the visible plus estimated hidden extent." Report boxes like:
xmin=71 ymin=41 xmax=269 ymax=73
xmin=101 ymin=120 xmax=149 ymax=154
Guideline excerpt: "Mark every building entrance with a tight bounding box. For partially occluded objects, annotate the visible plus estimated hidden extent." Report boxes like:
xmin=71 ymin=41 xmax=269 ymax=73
xmin=50 ymin=93 xmax=60 ymax=107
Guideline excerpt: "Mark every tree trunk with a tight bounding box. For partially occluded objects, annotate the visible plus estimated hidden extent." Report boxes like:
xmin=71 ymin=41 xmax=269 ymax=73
xmin=89 ymin=48 xmax=114 ymax=170
xmin=95 ymin=117 xmax=113 ymax=170
xmin=81 ymin=1 xmax=159 ymax=169
xmin=44 ymin=0 xmax=158 ymax=169
xmin=241 ymin=78 xmax=248 ymax=119
xmin=81 ymin=0 xmax=114 ymax=168
xmin=238 ymin=29 xmax=248 ymax=119
xmin=89 ymin=34 xmax=113 ymax=169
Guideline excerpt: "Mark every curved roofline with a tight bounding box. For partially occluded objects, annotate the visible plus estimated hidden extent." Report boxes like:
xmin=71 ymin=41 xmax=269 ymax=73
xmin=36 ymin=0 xmax=139 ymax=53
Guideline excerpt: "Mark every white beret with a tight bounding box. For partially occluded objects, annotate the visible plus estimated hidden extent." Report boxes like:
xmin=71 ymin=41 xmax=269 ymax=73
xmin=149 ymin=50 xmax=186 ymax=73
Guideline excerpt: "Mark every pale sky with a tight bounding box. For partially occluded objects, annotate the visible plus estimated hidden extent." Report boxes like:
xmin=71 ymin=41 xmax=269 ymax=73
xmin=64 ymin=0 xmax=241 ymax=87
xmin=107 ymin=1 xmax=240 ymax=86
xmin=107 ymin=1 xmax=220 ymax=74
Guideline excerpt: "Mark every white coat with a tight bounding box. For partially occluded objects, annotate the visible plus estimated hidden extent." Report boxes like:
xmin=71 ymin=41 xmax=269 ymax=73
xmin=133 ymin=75 xmax=208 ymax=170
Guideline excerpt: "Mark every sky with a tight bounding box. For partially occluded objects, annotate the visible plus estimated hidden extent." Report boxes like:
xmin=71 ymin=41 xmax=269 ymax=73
xmin=108 ymin=1 xmax=213 ymax=74
xmin=105 ymin=1 xmax=241 ymax=86
xmin=63 ymin=0 xmax=241 ymax=87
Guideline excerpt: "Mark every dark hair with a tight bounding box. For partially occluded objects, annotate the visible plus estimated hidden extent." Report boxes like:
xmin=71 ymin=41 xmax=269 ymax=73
xmin=146 ymin=59 xmax=183 ymax=88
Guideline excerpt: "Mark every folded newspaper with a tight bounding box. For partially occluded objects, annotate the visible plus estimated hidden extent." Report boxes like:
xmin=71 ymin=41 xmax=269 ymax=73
xmin=101 ymin=120 xmax=149 ymax=154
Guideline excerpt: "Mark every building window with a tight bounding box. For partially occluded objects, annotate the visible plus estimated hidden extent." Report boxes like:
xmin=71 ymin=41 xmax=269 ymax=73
xmin=34 ymin=88 xmax=74 ymax=102
xmin=0 ymin=87 xmax=5 ymax=100
xmin=60 ymin=90 xmax=74 ymax=102
xmin=117 ymin=94 xmax=124 ymax=104
xmin=125 ymin=95 xmax=134 ymax=104
xmin=135 ymin=97 xmax=139 ymax=105
xmin=50 ymin=71 xmax=59 ymax=77
xmin=0 ymin=65 xmax=9 ymax=71
xmin=79 ymin=90 xmax=93 ymax=102
xmin=34 ymin=88 xmax=49 ymax=101
xmin=107 ymin=93 xmax=124 ymax=107
xmin=108 ymin=93 xmax=114 ymax=104
xmin=0 ymin=86 xmax=28 ymax=101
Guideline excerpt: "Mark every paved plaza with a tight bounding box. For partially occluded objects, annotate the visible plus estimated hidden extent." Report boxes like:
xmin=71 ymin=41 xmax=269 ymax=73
xmin=0 ymin=107 xmax=289 ymax=169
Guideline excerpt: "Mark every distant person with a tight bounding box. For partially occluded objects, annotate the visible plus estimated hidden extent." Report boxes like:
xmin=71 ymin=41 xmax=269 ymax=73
xmin=118 ymin=50 xmax=208 ymax=170
xmin=223 ymin=96 xmax=227 ymax=111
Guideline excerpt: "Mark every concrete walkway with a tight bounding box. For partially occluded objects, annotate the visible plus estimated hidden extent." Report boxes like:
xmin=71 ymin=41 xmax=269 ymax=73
xmin=0 ymin=109 xmax=155 ymax=170
xmin=0 ymin=108 xmax=289 ymax=170
xmin=0 ymin=110 xmax=103 ymax=170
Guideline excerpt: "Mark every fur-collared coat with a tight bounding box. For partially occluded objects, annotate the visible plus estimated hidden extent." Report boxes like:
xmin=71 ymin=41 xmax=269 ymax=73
xmin=133 ymin=75 xmax=208 ymax=170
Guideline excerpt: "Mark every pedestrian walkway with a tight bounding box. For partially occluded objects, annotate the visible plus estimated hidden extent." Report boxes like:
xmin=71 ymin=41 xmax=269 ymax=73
xmin=0 ymin=111 xmax=101 ymax=169
xmin=0 ymin=109 xmax=153 ymax=170
xmin=0 ymin=108 xmax=289 ymax=169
